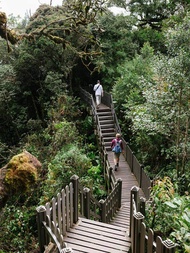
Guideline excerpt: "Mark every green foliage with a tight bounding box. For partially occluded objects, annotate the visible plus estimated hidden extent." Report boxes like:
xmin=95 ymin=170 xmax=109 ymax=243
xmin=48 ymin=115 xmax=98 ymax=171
xmin=112 ymin=19 xmax=190 ymax=175
xmin=0 ymin=205 xmax=38 ymax=252
xmin=128 ymin=0 xmax=188 ymax=30
xmin=40 ymin=144 xmax=92 ymax=203
xmin=0 ymin=40 xmax=15 ymax=64
xmin=80 ymin=165 xmax=107 ymax=199
xmin=0 ymin=142 xmax=11 ymax=168
xmin=113 ymin=42 xmax=154 ymax=107
xmin=51 ymin=120 xmax=80 ymax=153
xmin=133 ymin=27 xmax=166 ymax=53
xmin=0 ymin=64 xmax=26 ymax=145
xmin=1 ymin=1 xmax=190 ymax=252
xmin=97 ymin=13 xmax=138 ymax=87
xmin=146 ymin=177 xmax=190 ymax=252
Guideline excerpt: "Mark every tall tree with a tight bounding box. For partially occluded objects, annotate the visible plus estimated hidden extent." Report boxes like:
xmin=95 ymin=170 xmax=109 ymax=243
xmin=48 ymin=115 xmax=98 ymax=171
xmin=96 ymin=12 xmax=138 ymax=88
xmin=6 ymin=0 xmax=107 ymax=121
xmin=113 ymin=13 xmax=190 ymax=177
xmin=127 ymin=0 xmax=190 ymax=30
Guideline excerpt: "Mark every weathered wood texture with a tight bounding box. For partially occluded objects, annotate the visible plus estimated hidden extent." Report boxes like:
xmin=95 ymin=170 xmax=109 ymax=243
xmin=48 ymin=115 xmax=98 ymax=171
xmin=64 ymin=218 xmax=131 ymax=253
xmin=130 ymin=187 xmax=176 ymax=253
xmin=36 ymin=88 xmax=176 ymax=253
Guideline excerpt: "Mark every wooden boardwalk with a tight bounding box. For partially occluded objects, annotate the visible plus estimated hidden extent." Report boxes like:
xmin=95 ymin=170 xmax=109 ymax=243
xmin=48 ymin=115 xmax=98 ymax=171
xmin=61 ymin=102 xmax=144 ymax=252
xmin=64 ymin=218 xmax=131 ymax=252
xmin=107 ymin=152 xmax=144 ymax=229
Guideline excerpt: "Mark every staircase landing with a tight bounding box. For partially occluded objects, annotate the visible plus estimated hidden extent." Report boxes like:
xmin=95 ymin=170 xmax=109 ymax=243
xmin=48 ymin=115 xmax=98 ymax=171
xmin=64 ymin=218 xmax=131 ymax=253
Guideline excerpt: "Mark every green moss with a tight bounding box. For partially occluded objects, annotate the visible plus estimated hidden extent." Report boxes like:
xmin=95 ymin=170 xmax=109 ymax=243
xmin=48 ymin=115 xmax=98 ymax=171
xmin=5 ymin=153 xmax=38 ymax=192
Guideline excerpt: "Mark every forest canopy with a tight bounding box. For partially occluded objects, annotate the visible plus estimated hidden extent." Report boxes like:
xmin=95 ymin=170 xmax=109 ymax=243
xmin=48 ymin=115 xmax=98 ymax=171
xmin=0 ymin=0 xmax=189 ymax=252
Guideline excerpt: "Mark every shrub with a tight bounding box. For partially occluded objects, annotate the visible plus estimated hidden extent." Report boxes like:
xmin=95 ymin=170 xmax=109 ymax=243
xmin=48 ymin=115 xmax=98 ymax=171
xmin=145 ymin=177 xmax=190 ymax=252
xmin=40 ymin=144 xmax=92 ymax=203
xmin=0 ymin=205 xmax=38 ymax=252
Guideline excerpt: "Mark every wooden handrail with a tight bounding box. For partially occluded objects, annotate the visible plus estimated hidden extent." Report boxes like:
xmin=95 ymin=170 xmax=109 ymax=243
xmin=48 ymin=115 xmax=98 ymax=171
xmin=79 ymin=86 xmax=152 ymax=199
xmin=130 ymin=186 xmax=176 ymax=253
xmin=36 ymin=174 xmax=123 ymax=252
xmin=79 ymin=86 xmax=117 ymax=190
xmin=36 ymin=182 xmax=74 ymax=253
xmin=79 ymin=87 xmax=176 ymax=252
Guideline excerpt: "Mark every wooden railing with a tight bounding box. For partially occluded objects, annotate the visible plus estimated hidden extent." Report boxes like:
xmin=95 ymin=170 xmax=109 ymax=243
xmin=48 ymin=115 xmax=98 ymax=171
xmin=79 ymin=86 xmax=118 ymax=192
xmin=130 ymin=186 xmax=176 ymax=253
xmin=36 ymin=183 xmax=74 ymax=253
xmin=79 ymin=87 xmax=176 ymax=252
xmin=36 ymin=87 xmax=176 ymax=253
xmin=36 ymin=175 xmax=122 ymax=252
xmin=79 ymin=86 xmax=151 ymax=199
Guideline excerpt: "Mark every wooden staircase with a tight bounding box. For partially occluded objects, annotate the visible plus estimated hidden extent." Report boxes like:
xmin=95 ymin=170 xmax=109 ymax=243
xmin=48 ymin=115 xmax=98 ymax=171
xmin=97 ymin=107 xmax=116 ymax=151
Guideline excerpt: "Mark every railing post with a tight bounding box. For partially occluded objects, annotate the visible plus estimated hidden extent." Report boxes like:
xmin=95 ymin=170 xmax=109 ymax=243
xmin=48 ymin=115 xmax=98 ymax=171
xmin=156 ymin=237 xmax=176 ymax=253
xmin=132 ymin=212 xmax=144 ymax=253
xmin=156 ymin=236 xmax=163 ymax=253
xmin=70 ymin=174 xmax=79 ymax=224
xmin=36 ymin=205 xmax=47 ymax=253
xmin=131 ymin=152 xmax=134 ymax=173
xmin=162 ymin=239 xmax=176 ymax=253
xmin=108 ymin=167 xmax=113 ymax=193
xmin=117 ymin=178 xmax=122 ymax=209
xmin=129 ymin=186 xmax=139 ymax=237
xmin=83 ymin=187 xmax=90 ymax=219
xmin=140 ymin=197 xmax=146 ymax=216
xmin=140 ymin=165 xmax=144 ymax=188
xmin=99 ymin=199 xmax=106 ymax=223
xmin=104 ymin=153 xmax=108 ymax=178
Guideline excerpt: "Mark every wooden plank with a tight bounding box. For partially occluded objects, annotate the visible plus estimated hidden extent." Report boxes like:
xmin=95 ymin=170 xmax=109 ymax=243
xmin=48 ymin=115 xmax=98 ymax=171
xmin=80 ymin=218 xmax=127 ymax=232
xmin=65 ymin=232 xmax=130 ymax=247
xmin=52 ymin=198 xmax=57 ymax=237
xmin=147 ymin=228 xmax=154 ymax=253
xmin=69 ymin=225 xmax=130 ymax=242
xmin=66 ymin=185 xmax=70 ymax=231
xmin=64 ymin=237 xmax=130 ymax=252
xmin=140 ymin=222 xmax=146 ymax=253
xmin=69 ymin=182 xmax=73 ymax=227
xmin=156 ymin=236 xmax=163 ymax=253
xmin=57 ymin=193 xmax=62 ymax=234
xmin=69 ymin=228 xmax=130 ymax=242
xmin=61 ymin=189 xmax=66 ymax=236
xmin=63 ymin=242 xmax=129 ymax=253
xmin=74 ymin=224 xmax=127 ymax=239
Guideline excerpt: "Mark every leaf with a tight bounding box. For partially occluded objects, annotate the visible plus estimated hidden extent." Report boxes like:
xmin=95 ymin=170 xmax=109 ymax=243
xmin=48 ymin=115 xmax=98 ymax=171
xmin=165 ymin=201 xmax=177 ymax=208
xmin=184 ymin=244 xmax=190 ymax=253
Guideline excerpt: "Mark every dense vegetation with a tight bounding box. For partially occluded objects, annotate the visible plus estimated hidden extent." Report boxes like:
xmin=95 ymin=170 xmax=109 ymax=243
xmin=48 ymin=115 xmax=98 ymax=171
xmin=0 ymin=0 xmax=189 ymax=252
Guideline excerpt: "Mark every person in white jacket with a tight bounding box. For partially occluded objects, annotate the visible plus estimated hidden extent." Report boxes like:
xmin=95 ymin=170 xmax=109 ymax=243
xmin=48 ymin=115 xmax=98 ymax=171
xmin=93 ymin=80 xmax=103 ymax=108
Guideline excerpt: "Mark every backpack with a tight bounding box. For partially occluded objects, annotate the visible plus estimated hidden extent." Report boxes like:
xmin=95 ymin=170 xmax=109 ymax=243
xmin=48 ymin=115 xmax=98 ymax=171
xmin=112 ymin=139 xmax=121 ymax=154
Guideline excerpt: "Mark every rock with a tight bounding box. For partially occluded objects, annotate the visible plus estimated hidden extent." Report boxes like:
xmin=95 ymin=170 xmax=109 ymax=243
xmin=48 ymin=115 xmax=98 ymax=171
xmin=0 ymin=150 xmax=41 ymax=208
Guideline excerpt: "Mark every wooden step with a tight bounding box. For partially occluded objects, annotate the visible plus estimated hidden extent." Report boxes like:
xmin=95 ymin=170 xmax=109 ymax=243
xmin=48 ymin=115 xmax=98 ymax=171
xmin=101 ymin=128 xmax=115 ymax=133
xmin=98 ymin=115 xmax=113 ymax=121
xmin=97 ymin=111 xmax=112 ymax=116
xmin=99 ymin=120 xmax=114 ymax=125
xmin=97 ymin=108 xmax=111 ymax=113
xmin=102 ymin=132 xmax=115 ymax=137
xmin=103 ymin=137 xmax=114 ymax=143
xmin=101 ymin=124 xmax=115 ymax=129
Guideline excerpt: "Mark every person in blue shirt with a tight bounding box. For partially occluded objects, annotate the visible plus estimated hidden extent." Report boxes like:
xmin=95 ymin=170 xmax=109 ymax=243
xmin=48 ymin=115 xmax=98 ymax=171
xmin=111 ymin=133 xmax=123 ymax=171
